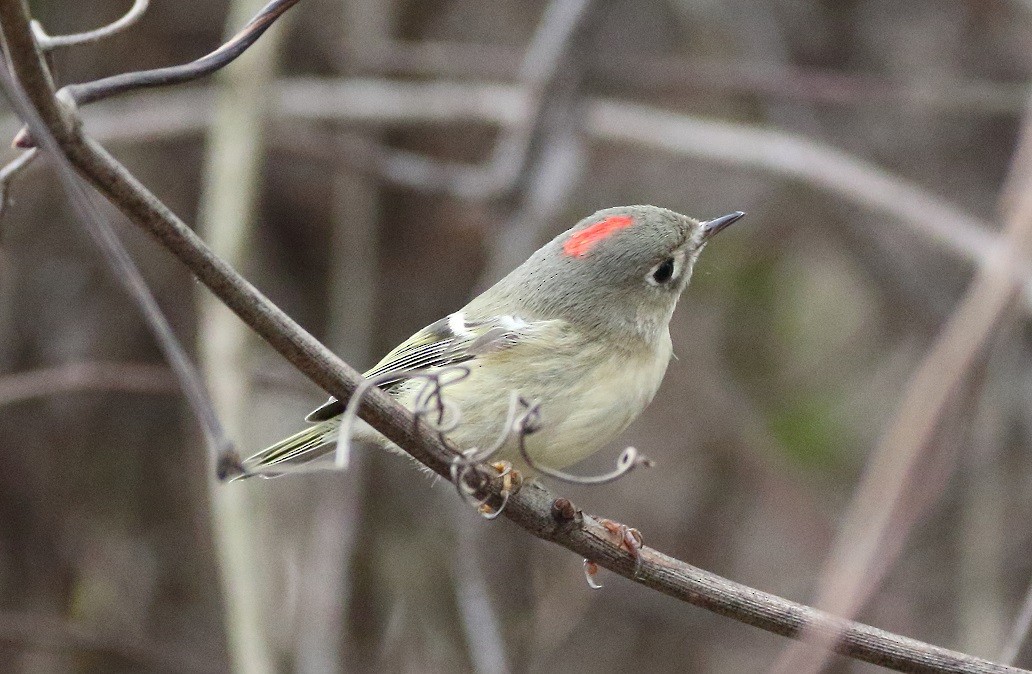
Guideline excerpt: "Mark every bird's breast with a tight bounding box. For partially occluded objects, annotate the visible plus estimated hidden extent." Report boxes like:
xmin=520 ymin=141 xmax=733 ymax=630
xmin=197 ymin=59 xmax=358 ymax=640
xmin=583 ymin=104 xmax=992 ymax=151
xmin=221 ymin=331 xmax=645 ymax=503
xmin=526 ymin=333 xmax=672 ymax=468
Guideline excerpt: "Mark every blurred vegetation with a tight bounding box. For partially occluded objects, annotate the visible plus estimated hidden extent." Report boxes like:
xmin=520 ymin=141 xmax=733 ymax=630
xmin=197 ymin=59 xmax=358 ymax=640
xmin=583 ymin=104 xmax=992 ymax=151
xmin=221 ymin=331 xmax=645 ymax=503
xmin=1 ymin=0 xmax=1031 ymax=672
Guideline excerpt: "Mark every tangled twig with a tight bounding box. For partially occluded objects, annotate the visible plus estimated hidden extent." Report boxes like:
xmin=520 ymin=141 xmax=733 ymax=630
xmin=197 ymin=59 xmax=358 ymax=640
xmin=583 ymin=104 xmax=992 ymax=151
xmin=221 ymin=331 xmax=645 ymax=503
xmin=411 ymin=366 xmax=471 ymax=436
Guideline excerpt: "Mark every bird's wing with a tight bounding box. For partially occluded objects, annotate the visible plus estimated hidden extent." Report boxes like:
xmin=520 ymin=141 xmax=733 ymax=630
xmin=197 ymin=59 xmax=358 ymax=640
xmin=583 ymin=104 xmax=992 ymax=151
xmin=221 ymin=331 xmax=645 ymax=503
xmin=304 ymin=311 xmax=546 ymax=422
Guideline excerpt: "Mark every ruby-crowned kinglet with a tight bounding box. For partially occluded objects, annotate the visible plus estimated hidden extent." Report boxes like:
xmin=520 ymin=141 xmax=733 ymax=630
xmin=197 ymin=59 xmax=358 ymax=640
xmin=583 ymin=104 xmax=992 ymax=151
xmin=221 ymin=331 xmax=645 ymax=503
xmin=243 ymin=205 xmax=744 ymax=475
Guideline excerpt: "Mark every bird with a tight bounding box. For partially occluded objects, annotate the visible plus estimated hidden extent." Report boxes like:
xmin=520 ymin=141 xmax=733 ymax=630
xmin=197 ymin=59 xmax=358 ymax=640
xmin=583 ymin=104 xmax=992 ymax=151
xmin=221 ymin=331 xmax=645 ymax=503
xmin=242 ymin=205 xmax=744 ymax=478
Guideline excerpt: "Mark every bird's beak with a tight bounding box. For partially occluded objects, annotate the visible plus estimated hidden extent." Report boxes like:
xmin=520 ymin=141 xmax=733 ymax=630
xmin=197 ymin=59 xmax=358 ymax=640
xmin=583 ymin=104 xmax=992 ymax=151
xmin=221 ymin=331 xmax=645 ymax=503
xmin=701 ymin=211 xmax=746 ymax=239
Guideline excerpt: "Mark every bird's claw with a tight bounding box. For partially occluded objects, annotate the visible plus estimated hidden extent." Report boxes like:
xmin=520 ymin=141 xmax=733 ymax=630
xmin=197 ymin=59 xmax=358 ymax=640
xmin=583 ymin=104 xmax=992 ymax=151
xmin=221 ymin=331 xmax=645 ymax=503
xmin=599 ymin=518 xmax=644 ymax=577
xmin=476 ymin=461 xmax=523 ymax=519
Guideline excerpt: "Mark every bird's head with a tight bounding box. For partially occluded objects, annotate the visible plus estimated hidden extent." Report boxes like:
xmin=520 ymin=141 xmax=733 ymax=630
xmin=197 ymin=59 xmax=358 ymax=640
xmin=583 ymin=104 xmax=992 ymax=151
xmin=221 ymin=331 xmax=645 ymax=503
xmin=494 ymin=205 xmax=745 ymax=344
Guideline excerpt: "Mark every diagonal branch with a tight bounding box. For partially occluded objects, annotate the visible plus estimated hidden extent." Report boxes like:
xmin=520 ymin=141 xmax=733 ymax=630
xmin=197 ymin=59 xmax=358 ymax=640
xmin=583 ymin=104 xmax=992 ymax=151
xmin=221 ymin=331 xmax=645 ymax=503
xmin=0 ymin=1 xmax=1026 ymax=672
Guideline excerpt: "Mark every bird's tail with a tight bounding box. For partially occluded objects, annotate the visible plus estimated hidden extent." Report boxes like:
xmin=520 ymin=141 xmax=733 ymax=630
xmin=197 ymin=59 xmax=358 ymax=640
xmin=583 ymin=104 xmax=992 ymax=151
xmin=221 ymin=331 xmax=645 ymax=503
xmin=239 ymin=418 xmax=341 ymax=478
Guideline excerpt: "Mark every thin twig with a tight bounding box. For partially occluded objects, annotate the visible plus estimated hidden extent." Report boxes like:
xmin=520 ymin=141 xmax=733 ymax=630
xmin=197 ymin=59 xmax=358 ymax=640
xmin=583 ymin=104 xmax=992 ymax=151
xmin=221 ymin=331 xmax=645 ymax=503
xmin=30 ymin=0 xmax=150 ymax=51
xmin=0 ymin=1 xmax=1026 ymax=670
xmin=514 ymin=397 xmax=654 ymax=485
xmin=67 ymin=0 xmax=298 ymax=107
xmin=13 ymin=0 xmax=302 ymax=149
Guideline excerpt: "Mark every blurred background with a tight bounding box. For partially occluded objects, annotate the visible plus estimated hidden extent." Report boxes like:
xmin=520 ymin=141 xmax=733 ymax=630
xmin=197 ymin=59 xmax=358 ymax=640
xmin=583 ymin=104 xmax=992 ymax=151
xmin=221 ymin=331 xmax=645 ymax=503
xmin=1 ymin=0 xmax=1031 ymax=671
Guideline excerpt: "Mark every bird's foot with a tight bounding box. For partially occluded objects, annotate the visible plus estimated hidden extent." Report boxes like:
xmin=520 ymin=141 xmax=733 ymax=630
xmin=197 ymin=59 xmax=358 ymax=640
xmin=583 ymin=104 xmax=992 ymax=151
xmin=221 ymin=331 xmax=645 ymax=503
xmin=477 ymin=461 xmax=523 ymax=519
xmin=599 ymin=518 xmax=644 ymax=577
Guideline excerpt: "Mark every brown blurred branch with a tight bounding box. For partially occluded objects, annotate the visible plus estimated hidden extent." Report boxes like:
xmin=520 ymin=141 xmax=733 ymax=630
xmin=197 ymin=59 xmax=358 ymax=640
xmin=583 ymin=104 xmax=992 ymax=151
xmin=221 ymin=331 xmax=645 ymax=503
xmin=54 ymin=78 xmax=1031 ymax=308
xmin=348 ymin=39 xmax=1029 ymax=116
xmin=0 ymin=361 xmax=175 ymax=406
xmin=0 ymin=2 xmax=1027 ymax=672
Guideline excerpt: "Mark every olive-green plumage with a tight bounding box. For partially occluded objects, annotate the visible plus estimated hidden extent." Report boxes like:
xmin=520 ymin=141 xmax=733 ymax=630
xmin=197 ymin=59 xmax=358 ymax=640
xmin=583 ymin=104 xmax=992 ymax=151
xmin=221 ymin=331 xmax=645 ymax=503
xmin=243 ymin=205 xmax=743 ymax=476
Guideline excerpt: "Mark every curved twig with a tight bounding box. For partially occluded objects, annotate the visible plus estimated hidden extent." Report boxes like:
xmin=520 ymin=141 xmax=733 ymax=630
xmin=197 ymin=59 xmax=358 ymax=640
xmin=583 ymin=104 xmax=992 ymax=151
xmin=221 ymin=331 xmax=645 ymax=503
xmin=514 ymin=398 xmax=655 ymax=485
xmin=30 ymin=0 xmax=150 ymax=51
xmin=63 ymin=0 xmax=299 ymax=107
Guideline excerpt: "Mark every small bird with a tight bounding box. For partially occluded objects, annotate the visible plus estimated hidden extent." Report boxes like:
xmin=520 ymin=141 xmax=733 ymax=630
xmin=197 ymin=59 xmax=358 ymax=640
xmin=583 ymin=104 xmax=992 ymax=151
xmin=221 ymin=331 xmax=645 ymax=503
xmin=243 ymin=205 xmax=744 ymax=477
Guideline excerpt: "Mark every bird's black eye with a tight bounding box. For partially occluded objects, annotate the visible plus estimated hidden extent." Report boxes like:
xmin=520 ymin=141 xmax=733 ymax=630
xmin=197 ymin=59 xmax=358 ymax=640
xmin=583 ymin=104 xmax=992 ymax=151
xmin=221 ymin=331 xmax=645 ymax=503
xmin=650 ymin=258 xmax=676 ymax=285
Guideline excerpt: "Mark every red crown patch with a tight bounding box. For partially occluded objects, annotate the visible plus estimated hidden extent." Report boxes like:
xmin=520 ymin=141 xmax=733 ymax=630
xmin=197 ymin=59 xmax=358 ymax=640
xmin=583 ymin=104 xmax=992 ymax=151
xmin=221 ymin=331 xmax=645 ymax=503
xmin=563 ymin=215 xmax=635 ymax=258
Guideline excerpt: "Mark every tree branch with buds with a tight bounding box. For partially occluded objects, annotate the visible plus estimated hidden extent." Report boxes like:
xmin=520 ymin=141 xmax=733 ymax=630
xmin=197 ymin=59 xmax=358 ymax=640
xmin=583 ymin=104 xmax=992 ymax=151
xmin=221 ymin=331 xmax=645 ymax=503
xmin=0 ymin=1 xmax=1026 ymax=672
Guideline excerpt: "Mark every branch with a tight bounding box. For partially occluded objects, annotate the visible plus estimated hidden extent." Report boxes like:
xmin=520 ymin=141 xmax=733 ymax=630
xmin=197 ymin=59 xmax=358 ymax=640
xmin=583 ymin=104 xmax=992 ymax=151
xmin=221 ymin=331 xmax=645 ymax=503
xmin=0 ymin=361 xmax=175 ymax=406
xmin=349 ymin=39 xmax=1029 ymax=116
xmin=0 ymin=2 xmax=1026 ymax=672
